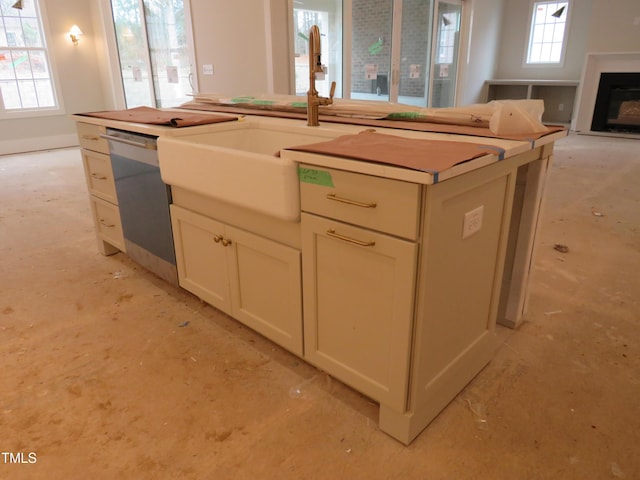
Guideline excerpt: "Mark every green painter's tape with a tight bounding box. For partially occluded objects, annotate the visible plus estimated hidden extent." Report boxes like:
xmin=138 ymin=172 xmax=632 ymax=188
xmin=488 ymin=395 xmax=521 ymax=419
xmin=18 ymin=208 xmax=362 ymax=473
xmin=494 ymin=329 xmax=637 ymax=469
xmin=386 ymin=112 xmax=425 ymax=120
xmin=298 ymin=167 xmax=334 ymax=187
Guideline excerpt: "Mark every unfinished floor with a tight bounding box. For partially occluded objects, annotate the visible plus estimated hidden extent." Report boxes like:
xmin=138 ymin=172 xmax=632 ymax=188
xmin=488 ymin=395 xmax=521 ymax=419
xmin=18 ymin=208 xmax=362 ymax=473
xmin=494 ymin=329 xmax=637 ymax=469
xmin=1 ymin=132 xmax=638 ymax=479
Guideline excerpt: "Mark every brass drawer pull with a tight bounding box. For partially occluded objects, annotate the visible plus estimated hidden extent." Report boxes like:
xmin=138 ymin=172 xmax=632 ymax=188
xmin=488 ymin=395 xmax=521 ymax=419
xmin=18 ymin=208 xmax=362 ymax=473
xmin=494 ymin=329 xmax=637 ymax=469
xmin=99 ymin=218 xmax=115 ymax=228
xmin=326 ymin=229 xmax=375 ymax=247
xmin=221 ymin=238 xmax=232 ymax=247
xmin=213 ymin=234 xmax=222 ymax=243
xmin=326 ymin=193 xmax=377 ymax=209
xmin=90 ymin=173 xmax=108 ymax=180
xmin=81 ymin=134 xmax=100 ymax=141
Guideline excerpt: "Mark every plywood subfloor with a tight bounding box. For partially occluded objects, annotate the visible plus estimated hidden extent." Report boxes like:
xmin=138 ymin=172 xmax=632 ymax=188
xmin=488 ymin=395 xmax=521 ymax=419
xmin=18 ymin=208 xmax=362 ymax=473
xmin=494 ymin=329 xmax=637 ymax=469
xmin=1 ymin=133 xmax=639 ymax=479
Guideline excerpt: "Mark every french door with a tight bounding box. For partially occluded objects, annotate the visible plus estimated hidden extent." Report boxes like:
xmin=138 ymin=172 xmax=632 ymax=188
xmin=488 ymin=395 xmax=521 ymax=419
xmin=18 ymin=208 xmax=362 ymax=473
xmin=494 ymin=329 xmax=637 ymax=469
xmin=110 ymin=0 xmax=196 ymax=108
xmin=291 ymin=0 xmax=464 ymax=108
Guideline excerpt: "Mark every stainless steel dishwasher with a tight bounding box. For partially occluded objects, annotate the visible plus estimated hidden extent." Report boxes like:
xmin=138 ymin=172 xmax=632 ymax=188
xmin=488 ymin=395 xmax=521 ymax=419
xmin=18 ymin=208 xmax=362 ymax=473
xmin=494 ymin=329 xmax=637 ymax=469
xmin=103 ymin=128 xmax=178 ymax=285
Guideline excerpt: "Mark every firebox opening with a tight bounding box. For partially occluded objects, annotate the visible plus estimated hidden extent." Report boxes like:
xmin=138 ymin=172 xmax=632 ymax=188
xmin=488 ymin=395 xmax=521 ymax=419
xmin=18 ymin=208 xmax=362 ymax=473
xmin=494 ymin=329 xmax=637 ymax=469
xmin=591 ymin=73 xmax=640 ymax=134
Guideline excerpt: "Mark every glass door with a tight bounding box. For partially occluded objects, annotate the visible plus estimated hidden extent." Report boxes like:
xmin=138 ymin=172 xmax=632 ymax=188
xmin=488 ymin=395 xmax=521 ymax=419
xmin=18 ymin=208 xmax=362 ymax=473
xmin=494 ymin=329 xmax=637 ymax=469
xmin=291 ymin=0 xmax=464 ymax=107
xmin=111 ymin=0 xmax=194 ymax=108
xmin=397 ymin=0 xmax=435 ymax=107
xmin=349 ymin=0 xmax=393 ymax=102
xmin=348 ymin=0 xmax=437 ymax=107
xmin=428 ymin=0 xmax=462 ymax=107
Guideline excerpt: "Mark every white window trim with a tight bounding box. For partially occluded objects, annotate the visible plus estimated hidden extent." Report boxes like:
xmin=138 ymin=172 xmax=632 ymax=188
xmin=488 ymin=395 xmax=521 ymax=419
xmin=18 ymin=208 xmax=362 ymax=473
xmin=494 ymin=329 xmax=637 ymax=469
xmin=0 ymin=0 xmax=65 ymax=119
xmin=522 ymin=0 xmax=571 ymax=68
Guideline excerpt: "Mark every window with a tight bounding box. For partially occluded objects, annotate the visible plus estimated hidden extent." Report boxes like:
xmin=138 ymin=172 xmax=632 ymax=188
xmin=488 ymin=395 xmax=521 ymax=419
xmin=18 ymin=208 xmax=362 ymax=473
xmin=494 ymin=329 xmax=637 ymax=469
xmin=526 ymin=1 xmax=569 ymax=65
xmin=0 ymin=0 xmax=60 ymax=115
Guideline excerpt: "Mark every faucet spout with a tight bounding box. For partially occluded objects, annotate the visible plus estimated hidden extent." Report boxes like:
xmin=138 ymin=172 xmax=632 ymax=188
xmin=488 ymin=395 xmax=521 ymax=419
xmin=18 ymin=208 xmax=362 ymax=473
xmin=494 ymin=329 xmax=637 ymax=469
xmin=307 ymin=25 xmax=336 ymax=127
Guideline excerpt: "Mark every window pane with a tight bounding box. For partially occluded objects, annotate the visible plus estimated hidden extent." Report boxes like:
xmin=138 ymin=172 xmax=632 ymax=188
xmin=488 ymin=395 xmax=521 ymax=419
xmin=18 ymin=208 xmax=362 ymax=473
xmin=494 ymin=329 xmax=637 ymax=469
xmin=17 ymin=78 xmax=37 ymax=108
xmin=553 ymin=23 xmax=565 ymax=42
xmin=530 ymin=44 xmax=541 ymax=63
xmin=19 ymin=0 xmax=37 ymax=17
xmin=550 ymin=43 xmax=563 ymax=62
xmin=0 ymin=50 xmax=15 ymax=78
xmin=11 ymin=50 xmax=30 ymax=78
xmin=0 ymin=79 xmax=20 ymax=108
xmin=3 ymin=17 xmax=22 ymax=46
xmin=22 ymin=17 xmax=43 ymax=47
xmin=34 ymin=78 xmax=54 ymax=106
xmin=30 ymin=50 xmax=48 ymax=78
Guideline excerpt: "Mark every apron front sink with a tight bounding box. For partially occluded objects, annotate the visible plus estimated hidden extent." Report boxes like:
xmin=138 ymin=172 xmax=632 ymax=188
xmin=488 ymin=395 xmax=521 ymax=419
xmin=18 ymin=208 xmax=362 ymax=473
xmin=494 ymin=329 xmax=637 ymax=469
xmin=158 ymin=117 xmax=361 ymax=221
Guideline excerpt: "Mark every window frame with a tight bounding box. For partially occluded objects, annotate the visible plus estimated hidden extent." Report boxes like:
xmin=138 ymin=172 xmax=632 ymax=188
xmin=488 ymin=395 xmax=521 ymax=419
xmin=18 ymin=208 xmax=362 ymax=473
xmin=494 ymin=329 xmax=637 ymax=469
xmin=523 ymin=0 xmax=571 ymax=68
xmin=0 ymin=0 xmax=64 ymax=119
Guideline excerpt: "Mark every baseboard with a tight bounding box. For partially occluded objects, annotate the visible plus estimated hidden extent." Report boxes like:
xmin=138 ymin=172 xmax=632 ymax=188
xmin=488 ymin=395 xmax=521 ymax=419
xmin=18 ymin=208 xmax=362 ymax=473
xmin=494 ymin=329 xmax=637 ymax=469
xmin=0 ymin=133 xmax=79 ymax=155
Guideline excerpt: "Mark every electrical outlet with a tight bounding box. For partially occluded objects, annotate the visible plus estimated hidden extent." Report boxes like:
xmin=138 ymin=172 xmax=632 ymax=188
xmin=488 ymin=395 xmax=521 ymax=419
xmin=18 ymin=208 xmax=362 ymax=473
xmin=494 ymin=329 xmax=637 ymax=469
xmin=203 ymin=64 xmax=214 ymax=75
xmin=558 ymin=103 xmax=564 ymax=111
xmin=462 ymin=205 xmax=484 ymax=239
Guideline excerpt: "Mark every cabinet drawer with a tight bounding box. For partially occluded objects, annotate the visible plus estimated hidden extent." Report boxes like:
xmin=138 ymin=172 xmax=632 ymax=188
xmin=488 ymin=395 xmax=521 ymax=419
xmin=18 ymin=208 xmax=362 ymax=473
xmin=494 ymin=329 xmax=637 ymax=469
xmin=89 ymin=196 xmax=125 ymax=251
xmin=82 ymin=149 xmax=117 ymax=204
xmin=76 ymin=122 xmax=109 ymax=154
xmin=300 ymin=165 xmax=421 ymax=240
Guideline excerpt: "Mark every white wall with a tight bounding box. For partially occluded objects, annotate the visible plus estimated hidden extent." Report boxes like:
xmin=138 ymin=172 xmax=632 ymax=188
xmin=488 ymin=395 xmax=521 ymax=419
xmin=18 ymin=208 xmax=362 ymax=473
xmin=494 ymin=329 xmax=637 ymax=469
xmin=458 ymin=0 xmax=505 ymax=105
xmin=586 ymin=0 xmax=640 ymax=52
xmin=189 ymin=0 xmax=272 ymax=95
xmin=495 ymin=0 xmax=593 ymax=81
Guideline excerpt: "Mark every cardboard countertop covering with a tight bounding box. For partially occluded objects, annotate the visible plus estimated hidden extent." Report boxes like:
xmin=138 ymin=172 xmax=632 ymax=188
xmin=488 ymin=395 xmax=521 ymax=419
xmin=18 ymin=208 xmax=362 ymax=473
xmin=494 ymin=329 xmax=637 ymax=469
xmin=77 ymin=106 xmax=238 ymax=128
xmin=285 ymin=130 xmax=506 ymax=174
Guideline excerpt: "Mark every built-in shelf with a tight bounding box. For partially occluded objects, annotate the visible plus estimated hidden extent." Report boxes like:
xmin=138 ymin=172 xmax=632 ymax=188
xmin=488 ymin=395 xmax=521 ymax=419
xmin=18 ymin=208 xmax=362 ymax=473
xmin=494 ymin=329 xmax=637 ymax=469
xmin=486 ymin=79 xmax=580 ymax=125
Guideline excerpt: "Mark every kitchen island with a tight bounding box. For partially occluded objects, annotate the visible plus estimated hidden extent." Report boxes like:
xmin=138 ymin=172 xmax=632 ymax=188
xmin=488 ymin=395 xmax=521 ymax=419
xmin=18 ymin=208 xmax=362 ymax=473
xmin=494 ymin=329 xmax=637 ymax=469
xmin=73 ymin=108 xmax=565 ymax=444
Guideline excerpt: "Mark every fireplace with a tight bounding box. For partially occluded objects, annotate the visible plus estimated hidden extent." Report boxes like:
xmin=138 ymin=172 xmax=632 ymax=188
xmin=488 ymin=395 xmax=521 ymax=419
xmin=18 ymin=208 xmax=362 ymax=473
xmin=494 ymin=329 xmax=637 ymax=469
xmin=591 ymin=72 xmax=640 ymax=133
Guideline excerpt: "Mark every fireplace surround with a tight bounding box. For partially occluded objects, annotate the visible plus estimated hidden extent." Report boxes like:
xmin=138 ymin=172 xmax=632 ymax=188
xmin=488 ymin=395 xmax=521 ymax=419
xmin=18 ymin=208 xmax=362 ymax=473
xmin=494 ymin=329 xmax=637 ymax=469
xmin=573 ymin=52 xmax=640 ymax=135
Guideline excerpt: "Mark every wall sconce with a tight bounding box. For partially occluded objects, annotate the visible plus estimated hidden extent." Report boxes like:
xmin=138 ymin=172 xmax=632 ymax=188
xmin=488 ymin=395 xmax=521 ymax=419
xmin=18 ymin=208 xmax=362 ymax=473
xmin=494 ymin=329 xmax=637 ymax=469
xmin=69 ymin=25 xmax=83 ymax=46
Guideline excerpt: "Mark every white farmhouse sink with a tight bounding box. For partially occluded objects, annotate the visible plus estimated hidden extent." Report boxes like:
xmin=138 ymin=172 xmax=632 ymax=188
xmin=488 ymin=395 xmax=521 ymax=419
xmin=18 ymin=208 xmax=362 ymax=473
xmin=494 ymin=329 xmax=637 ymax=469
xmin=158 ymin=117 xmax=362 ymax=221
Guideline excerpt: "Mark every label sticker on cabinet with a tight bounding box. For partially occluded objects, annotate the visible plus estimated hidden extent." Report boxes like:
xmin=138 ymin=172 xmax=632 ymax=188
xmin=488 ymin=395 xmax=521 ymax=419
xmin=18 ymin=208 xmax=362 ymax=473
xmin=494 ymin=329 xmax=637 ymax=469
xmin=298 ymin=167 xmax=334 ymax=187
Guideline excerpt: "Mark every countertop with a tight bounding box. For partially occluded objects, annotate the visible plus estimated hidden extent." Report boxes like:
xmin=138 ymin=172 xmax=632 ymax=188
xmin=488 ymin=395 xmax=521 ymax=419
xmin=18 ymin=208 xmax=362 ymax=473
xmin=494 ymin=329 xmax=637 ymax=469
xmin=72 ymin=109 xmax=567 ymax=185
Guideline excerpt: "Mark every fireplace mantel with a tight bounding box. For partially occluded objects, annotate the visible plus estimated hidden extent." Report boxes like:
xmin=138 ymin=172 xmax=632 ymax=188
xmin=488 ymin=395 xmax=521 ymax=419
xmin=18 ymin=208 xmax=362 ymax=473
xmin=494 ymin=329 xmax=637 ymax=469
xmin=573 ymin=52 xmax=640 ymax=133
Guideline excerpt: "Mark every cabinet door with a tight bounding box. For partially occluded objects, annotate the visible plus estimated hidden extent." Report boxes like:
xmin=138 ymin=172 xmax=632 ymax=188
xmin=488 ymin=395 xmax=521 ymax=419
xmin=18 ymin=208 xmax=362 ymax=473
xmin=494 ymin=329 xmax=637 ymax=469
xmin=226 ymin=226 xmax=303 ymax=356
xmin=170 ymin=205 xmax=232 ymax=315
xmin=301 ymin=213 xmax=417 ymax=411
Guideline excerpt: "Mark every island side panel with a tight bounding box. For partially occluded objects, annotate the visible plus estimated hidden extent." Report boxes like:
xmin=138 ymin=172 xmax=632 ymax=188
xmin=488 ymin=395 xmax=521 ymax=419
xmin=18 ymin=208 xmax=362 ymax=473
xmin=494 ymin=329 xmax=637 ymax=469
xmin=379 ymin=157 xmax=520 ymax=444
xmin=499 ymin=143 xmax=554 ymax=328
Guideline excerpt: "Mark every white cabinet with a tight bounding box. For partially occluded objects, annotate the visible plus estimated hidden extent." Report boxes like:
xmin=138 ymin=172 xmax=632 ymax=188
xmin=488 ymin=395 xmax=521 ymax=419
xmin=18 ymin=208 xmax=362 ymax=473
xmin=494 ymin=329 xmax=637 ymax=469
xmin=77 ymin=122 xmax=125 ymax=254
xmin=300 ymin=167 xmax=420 ymax=410
xmin=170 ymin=205 xmax=303 ymax=356
xmin=296 ymin=157 xmax=531 ymax=444
xmin=301 ymin=213 xmax=417 ymax=411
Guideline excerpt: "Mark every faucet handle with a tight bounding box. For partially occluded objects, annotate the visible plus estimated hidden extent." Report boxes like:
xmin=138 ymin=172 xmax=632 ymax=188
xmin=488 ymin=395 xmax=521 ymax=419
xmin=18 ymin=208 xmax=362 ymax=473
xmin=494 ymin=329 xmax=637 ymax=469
xmin=329 ymin=81 xmax=336 ymax=100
